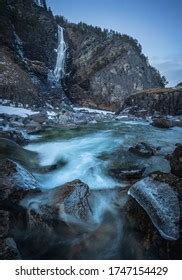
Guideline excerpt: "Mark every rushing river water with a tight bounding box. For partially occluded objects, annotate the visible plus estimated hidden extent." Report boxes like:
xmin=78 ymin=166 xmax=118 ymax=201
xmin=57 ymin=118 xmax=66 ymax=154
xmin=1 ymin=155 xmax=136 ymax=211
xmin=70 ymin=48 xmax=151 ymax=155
xmin=22 ymin=118 xmax=182 ymax=259
xmin=25 ymin=118 xmax=181 ymax=190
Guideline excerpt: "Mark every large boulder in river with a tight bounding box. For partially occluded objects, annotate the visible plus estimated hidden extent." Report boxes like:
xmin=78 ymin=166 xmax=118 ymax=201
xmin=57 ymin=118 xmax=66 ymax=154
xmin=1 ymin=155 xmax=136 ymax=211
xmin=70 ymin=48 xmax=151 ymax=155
xmin=151 ymin=117 xmax=173 ymax=128
xmin=18 ymin=180 xmax=92 ymax=258
xmin=167 ymin=145 xmax=182 ymax=178
xmin=0 ymin=158 xmax=41 ymax=259
xmin=129 ymin=142 xmax=159 ymax=157
xmin=22 ymin=179 xmax=91 ymax=223
xmin=0 ymin=159 xmax=40 ymax=205
xmin=0 ymin=154 xmax=92 ymax=258
xmin=128 ymin=173 xmax=181 ymax=240
xmin=125 ymin=171 xmax=182 ymax=259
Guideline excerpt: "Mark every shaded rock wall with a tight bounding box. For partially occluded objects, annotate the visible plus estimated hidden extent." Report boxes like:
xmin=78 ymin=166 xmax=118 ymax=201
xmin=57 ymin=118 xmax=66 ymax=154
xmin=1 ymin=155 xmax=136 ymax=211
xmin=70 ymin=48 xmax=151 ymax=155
xmin=0 ymin=0 xmax=61 ymax=107
xmin=62 ymin=22 xmax=165 ymax=111
xmin=120 ymin=88 xmax=182 ymax=116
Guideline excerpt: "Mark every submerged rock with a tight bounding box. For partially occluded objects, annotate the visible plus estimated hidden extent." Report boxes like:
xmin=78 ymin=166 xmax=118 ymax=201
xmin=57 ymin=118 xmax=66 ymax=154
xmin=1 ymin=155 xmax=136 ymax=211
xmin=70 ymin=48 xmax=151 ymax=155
xmin=129 ymin=142 xmax=159 ymax=157
xmin=128 ymin=173 xmax=181 ymax=241
xmin=109 ymin=166 xmax=145 ymax=180
xmin=151 ymin=117 xmax=173 ymax=128
xmin=167 ymin=144 xmax=182 ymax=178
xmin=0 ymin=138 xmax=38 ymax=168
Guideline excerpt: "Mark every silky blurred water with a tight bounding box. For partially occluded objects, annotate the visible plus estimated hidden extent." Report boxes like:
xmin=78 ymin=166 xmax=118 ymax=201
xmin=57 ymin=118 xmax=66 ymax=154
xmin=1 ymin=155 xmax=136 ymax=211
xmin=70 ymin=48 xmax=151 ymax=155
xmin=25 ymin=119 xmax=182 ymax=190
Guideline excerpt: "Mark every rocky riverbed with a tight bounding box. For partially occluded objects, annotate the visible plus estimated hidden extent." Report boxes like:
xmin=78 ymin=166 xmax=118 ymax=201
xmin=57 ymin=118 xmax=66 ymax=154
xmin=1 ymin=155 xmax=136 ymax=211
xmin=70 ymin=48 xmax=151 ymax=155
xmin=0 ymin=105 xmax=182 ymax=260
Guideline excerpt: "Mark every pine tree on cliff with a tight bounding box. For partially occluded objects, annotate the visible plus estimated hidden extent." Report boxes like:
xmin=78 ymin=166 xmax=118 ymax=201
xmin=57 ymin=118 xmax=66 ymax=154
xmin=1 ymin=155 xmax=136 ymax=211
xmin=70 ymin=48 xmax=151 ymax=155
xmin=40 ymin=0 xmax=47 ymax=10
xmin=161 ymin=76 xmax=168 ymax=87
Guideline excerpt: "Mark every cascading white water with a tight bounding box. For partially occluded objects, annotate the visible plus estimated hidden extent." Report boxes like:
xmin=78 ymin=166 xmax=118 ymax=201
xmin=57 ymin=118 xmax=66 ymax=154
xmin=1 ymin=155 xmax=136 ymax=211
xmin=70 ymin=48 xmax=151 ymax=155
xmin=49 ymin=25 xmax=67 ymax=84
xmin=13 ymin=31 xmax=24 ymax=60
xmin=54 ymin=26 xmax=66 ymax=81
xmin=24 ymin=118 xmax=181 ymax=190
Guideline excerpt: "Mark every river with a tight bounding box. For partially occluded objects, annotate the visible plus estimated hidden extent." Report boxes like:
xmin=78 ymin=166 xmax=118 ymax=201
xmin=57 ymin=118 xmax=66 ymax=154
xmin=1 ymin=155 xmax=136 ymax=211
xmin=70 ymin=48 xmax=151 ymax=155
xmin=21 ymin=118 xmax=181 ymax=259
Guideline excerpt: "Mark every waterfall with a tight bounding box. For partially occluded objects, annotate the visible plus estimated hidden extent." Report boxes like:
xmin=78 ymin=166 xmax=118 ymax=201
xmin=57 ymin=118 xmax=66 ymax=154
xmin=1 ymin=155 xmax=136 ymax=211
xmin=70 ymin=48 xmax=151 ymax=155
xmin=49 ymin=25 xmax=67 ymax=85
xmin=13 ymin=31 xmax=24 ymax=60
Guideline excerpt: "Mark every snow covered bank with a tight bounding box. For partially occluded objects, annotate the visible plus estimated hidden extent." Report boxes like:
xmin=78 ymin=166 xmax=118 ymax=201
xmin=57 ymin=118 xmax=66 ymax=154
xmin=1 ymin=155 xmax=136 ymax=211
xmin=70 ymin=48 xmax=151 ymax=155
xmin=0 ymin=105 xmax=39 ymax=117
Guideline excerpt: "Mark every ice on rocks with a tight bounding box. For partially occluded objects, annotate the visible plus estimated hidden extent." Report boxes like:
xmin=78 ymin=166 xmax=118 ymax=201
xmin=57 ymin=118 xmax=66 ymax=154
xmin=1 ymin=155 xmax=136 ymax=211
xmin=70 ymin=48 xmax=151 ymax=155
xmin=128 ymin=177 xmax=180 ymax=240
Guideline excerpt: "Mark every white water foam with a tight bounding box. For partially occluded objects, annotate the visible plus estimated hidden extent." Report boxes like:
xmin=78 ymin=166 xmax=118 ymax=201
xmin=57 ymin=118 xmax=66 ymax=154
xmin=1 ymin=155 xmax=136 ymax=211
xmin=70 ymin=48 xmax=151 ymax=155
xmin=25 ymin=130 xmax=124 ymax=189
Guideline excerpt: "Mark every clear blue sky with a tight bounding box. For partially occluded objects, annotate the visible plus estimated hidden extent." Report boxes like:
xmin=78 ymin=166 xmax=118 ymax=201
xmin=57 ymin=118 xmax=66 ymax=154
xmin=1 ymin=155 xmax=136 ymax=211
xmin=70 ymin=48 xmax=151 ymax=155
xmin=47 ymin=0 xmax=182 ymax=86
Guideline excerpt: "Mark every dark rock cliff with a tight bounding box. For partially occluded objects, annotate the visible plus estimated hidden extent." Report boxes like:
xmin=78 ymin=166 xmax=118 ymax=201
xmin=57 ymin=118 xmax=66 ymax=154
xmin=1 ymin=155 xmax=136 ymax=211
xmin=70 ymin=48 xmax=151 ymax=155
xmin=0 ymin=0 xmax=60 ymax=108
xmin=119 ymin=87 xmax=182 ymax=116
xmin=60 ymin=20 xmax=165 ymax=111
xmin=0 ymin=0 xmax=57 ymax=66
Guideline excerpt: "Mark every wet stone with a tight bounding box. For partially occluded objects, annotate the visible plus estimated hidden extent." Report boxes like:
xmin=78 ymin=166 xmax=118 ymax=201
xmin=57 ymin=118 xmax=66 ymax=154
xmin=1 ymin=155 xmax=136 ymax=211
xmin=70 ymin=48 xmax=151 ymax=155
xmin=0 ymin=210 xmax=10 ymax=238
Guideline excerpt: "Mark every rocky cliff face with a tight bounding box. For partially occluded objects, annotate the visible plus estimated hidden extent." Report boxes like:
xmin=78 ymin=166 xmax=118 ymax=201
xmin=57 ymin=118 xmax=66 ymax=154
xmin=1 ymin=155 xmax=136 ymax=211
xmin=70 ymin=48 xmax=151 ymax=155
xmin=62 ymin=21 xmax=165 ymax=111
xmin=0 ymin=0 xmax=57 ymax=67
xmin=119 ymin=87 xmax=182 ymax=116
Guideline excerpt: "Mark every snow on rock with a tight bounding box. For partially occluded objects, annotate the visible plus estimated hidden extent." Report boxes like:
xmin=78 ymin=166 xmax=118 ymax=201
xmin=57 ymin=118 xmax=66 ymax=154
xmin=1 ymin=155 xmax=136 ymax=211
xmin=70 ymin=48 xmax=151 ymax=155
xmin=0 ymin=105 xmax=39 ymax=118
xmin=47 ymin=111 xmax=57 ymax=119
xmin=73 ymin=107 xmax=114 ymax=115
xmin=34 ymin=0 xmax=44 ymax=7
xmin=128 ymin=177 xmax=180 ymax=241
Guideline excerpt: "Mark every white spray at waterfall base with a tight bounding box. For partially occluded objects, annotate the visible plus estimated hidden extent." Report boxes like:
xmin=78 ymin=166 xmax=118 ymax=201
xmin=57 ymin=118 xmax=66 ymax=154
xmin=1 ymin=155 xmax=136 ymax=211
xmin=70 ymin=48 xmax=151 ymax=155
xmin=48 ymin=25 xmax=67 ymax=84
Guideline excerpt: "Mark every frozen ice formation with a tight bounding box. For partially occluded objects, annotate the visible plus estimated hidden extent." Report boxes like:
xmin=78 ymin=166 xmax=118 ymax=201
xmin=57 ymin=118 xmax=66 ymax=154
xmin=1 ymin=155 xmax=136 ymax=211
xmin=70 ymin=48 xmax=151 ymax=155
xmin=128 ymin=177 xmax=180 ymax=240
